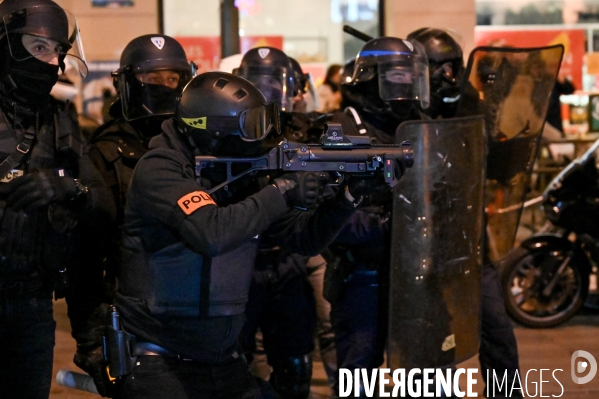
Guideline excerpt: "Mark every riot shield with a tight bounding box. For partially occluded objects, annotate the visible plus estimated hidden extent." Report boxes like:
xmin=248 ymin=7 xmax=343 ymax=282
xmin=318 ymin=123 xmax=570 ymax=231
xmin=388 ymin=116 xmax=486 ymax=370
xmin=458 ymin=45 xmax=564 ymax=262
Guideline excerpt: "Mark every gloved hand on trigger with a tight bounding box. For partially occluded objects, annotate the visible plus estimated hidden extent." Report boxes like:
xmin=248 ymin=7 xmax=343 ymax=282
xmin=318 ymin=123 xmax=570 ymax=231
xmin=272 ymin=171 xmax=324 ymax=209
xmin=346 ymin=176 xmax=386 ymax=200
xmin=0 ymin=169 xmax=80 ymax=212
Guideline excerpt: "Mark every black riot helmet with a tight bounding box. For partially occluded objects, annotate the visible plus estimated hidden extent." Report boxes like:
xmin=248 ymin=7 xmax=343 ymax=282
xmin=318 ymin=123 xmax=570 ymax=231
xmin=339 ymin=58 xmax=362 ymax=109
xmin=407 ymin=28 xmax=464 ymax=118
xmin=111 ymin=34 xmax=196 ymax=121
xmin=350 ymin=36 xmax=429 ymax=110
xmin=176 ymin=71 xmax=280 ymax=156
xmin=234 ymin=47 xmax=295 ymax=112
xmin=0 ymin=0 xmax=87 ymax=102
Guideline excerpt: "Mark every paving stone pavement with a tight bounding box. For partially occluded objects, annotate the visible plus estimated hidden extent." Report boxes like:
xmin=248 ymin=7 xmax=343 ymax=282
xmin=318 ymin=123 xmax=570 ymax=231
xmin=50 ymin=299 xmax=599 ymax=398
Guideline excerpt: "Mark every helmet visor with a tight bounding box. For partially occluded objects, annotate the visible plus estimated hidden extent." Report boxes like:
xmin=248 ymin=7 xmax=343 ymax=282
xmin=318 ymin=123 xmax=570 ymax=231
xmin=3 ymin=5 xmax=87 ymax=78
xmin=239 ymin=102 xmax=281 ymax=140
xmin=131 ymin=59 xmax=196 ymax=83
xmin=377 ymin=58 xmax=429 ymax=108
xmin=239 ymin=66 xmax=293 ymax=111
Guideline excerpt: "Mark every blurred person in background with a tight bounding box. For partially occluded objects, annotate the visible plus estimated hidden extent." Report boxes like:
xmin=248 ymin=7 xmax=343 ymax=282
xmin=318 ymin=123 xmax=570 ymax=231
xmin=545 ymin=75 xmax=575 ymax=138
xmin=316 ymin=64 xmax=343 ymax=113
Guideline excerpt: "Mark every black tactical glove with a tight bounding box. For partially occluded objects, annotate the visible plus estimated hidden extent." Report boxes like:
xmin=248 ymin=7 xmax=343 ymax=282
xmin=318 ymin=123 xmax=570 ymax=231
xmin=347 ymin=176 xmax=386 ymax=199
xmin=272 ymin=172 xmax=325 ymax=209
xmin=0 ymin=169 xmax=85 ymax=212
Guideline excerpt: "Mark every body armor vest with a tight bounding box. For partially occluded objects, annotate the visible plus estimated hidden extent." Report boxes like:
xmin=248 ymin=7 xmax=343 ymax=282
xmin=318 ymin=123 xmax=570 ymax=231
xmin=91 ymin=119 xmax=148 ymax=219
xmin=119 ymin=235 xmax=258 ymax=319
xmin=0 ymin=102 xmax=83 ymax=281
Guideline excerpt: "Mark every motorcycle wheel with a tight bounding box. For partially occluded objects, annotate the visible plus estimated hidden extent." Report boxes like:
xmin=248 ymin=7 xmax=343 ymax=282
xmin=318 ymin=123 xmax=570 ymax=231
xmin=501 ymin=246 xmax=589 ymax=328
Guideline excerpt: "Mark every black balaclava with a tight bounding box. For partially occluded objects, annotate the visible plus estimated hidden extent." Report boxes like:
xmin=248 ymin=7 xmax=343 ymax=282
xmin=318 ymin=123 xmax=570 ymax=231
xmin=128 ymin=79 xmax=179 ymax=117
xmin=428 ymin=61 xmax=462 ymax=119
xmin=0 ymin=35 xmax=61 ymax=105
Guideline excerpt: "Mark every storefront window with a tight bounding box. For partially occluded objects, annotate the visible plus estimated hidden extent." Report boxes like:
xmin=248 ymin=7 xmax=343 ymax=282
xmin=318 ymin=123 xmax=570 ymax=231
xmin=477 ymin=0 xmax=599 ymax=26
xmin=162 ymin=0 xmax=380 ymax=79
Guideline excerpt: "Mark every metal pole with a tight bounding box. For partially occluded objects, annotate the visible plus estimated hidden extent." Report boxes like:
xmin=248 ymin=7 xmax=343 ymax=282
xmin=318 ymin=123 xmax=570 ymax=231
xmin=157 ymin=0 xmax=164 ymax=34
xmin=379 ymin=0 xmax=386 ymax=37
xmin=221 ymin=0 xmax=240 ymax=58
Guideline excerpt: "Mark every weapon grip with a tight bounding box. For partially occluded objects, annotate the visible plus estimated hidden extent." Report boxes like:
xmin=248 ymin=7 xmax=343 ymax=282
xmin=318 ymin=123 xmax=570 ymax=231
xmin=383 ymin=155 xmax=399 ymax=188
xmin=384 ymin=141 xmax=414 ymax=187
xmin=103 ymin=306 xmax=137 ymax=378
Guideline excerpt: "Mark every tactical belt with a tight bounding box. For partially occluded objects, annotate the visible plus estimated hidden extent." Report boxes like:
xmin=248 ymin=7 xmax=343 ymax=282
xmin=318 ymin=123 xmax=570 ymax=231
xmin=132 ymin=342 xmax=239 ymax=363
xmin=132 ymin=342 xmax=190 ymax=359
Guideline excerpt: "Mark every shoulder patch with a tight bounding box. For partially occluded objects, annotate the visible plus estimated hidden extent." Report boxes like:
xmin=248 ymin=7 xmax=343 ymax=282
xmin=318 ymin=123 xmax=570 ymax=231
xmin=178 ymin=191 xmax=216 ymax=215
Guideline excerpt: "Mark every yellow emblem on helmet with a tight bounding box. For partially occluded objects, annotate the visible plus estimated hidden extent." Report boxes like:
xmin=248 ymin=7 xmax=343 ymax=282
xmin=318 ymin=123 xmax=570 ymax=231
xmin=181 ymin=117 xmax=207 ymax=129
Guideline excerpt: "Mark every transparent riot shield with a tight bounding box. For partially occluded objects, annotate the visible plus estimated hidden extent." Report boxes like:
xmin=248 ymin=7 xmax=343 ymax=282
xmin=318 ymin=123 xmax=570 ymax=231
xmin=458 ymin=45 xmax=564 ymax=262
xmin=388 ymin=116 xmax=486 ymax=370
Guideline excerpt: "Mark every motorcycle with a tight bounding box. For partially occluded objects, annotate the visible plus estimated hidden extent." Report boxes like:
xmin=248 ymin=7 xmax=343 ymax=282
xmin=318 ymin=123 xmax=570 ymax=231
xmin=499 ymin=138 xmax=599 ymax=328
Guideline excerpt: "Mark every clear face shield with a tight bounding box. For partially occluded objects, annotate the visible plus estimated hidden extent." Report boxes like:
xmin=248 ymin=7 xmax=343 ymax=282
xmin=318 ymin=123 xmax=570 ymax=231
xmin=351 ymin=40 xmax=430 ymax=109
xmin=3 ymin=4 xmax=87 ymax=78
xmin=377 ymin=56 xmax=429 ymax=109
xmin=301 ymin=72 xmax=318 ymax=105
xmin=116 ymin=59 xmax=196 ymax=121
xmin=292 ymin=71 xmax=318 ymax=112
xmin=240 ymin=66 xmax=293 ymax=112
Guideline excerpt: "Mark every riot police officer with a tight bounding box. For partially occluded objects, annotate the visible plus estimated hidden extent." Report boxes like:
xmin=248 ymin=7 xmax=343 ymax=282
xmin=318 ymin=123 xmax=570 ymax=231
xmin=69 ymin=34 xmax=196 ymax=397
xmin=234 ymin=46 xmax=295 ymax=112
xmin=406 ymin=28 xmax=464 ymax=119
xmin=113 ymin=71 xmax=371 ymax=399
xmin=408 ymin=27 xmax=522 ymax=399
xmin=234 ymin=47 xmax=320 ymax=398
xmin=323 ymin=36 xmax=429 ymax=397
xmin=0 ymin=1 xmax=114 ymax=397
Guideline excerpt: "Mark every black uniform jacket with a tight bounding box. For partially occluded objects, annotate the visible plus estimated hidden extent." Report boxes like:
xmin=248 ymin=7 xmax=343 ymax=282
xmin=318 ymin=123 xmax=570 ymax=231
xmin=115 ymin=118 xmax=356 ymax=364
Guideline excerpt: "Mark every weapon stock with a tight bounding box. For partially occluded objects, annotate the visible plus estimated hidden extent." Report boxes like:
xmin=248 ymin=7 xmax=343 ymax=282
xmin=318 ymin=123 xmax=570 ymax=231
xmin=195 ymin=124 xmax=414 ymax=194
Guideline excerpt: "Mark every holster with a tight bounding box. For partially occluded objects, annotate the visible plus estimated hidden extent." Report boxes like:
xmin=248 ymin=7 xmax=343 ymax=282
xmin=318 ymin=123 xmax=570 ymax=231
xmin=322 ymin=248 xmax=351 ymax=304
xmin=103 ymin=306 xmax=137 ymax=379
